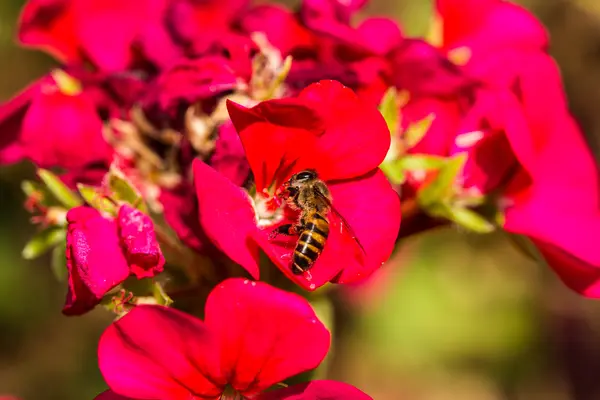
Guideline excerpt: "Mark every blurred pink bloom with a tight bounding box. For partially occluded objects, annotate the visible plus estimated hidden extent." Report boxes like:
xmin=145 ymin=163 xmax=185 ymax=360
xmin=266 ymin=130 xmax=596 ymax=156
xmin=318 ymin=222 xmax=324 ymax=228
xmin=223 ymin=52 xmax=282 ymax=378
xmin=210 ymin=121 xmax=251 ymax=187
xmin=432 ymin=0 xmax=600 ymax=296
xmin=194 ymin=80 xmax=400 ymax=290
xmin=18 ymin=0 xmax=179 ymax=71
xmin=141 ymin=56 xmax=242 ymax=113
xmin=95 ymin=278 xmax=371 ymax=399
xmin=64 ymin=205 xmax=164 ymax=315
xmin=239 ymin=0 xmax=401 ymax=104
xmin=0 ymin=74 xmax=112 ymax=169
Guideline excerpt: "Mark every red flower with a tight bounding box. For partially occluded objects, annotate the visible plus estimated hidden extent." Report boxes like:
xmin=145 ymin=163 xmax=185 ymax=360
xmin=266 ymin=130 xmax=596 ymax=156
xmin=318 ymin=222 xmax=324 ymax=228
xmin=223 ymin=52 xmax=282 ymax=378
xmin=18 ymin=0 xmax=177 ymax=71
xmin=0 ymin=73 xmax=112 ymax=169
xmin=194 ymin=80 xmax=400 ymax=290
xmin=430 ymin=0 xmax=600 ymax=296
xmin=238 ymin=1 xmax=400 ymax=104
xmin=95 ymin=279 xmax=371 ymax=399
xmin=64 ymin=205 xmax=164 ymax=315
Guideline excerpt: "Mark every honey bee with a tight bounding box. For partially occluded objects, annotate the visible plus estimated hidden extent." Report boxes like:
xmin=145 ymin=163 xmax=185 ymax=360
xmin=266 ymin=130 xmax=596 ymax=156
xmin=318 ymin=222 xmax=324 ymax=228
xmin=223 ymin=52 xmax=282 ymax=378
xmin=270 ymin=169 xmax=365 ymax=275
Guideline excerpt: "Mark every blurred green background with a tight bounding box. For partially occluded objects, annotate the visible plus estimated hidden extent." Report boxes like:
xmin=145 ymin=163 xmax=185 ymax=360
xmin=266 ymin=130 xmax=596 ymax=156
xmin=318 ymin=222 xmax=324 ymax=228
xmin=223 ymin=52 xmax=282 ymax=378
xmin=2 ymin=0 xmax=600 ymax=399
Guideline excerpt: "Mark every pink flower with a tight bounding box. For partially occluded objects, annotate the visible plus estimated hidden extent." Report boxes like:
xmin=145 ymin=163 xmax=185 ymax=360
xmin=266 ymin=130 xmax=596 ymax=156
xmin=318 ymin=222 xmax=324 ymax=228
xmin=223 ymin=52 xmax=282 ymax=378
xmin=0 ymin=74 xmax=112 ymax=169
xmin=64 ymin=205 xmax=164 ymax=315
xmin=141 ymin=56 xmax=242 ymax=113
xmin=95 ymin=278 xmax=371 ymax=399
xmin=194 ymin=80 xmax=400 ymax=290
xmin=429 ymin=0 xmax=600 ymax=296
xmin=239 ymin=1 xmax=401 ymax=104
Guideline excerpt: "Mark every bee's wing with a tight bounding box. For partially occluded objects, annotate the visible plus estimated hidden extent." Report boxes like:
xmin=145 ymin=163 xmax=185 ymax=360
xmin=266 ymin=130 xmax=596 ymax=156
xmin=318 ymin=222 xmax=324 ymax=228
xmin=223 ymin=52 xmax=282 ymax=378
xmin=313 ymin=188 xmax=367 ymax=256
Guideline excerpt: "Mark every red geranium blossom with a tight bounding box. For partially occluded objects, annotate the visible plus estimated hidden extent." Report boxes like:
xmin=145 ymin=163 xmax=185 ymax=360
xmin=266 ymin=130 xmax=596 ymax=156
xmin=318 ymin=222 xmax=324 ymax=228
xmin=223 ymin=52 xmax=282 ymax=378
xmin=426 ymin=0 xmax=600 ymax=296
xmin=64 ymin=205 xmax=164 ymax=315
xmin=194 ymin=80 xmax=400 ymax=290
xmin=95 ymin=278 xmax=371 ymax=399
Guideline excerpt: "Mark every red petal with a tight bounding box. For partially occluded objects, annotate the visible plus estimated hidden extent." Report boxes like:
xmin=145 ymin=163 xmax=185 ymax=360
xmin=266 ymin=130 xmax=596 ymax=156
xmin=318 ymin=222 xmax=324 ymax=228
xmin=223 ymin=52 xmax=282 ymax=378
xmin=98 ymin=305 xmax=224 ymax=399
xmin=258 ymin=380 xmax=372 ymax=400
xmin=63 ymin=206 xmax=130 ymax=316
xmin=0 ymin=76 xmax=50 ymax=165
xmin=256 ymin=170 xmax=400 ymax=290
xmin=18 ymin=0 xmax=80 ymax=63
xmin=204 ymin=279 xmax=330 ymax=395
xmin=193 ymin=159 xmax=260 ymax=278
xmin=211 ymin=121 xmax=251 ymax=187
xmin=21 ymin=82 xmax=111 ymax=169
xmin=117 ymin=205 xmax=165 ymax=279
xmin=296 ymin=80 xmax=391 ymax=181
xmin=328 ymin=170 xmax=401 ymax=283
xmin=228 ymin=100 xmax=320 ymax=190
xmin=239 ymin=5 xmax=317 ymax=56
xmin=534 ymin=241 xmax=600 ymax=299
xmin=228 ymin=81 xmax=390 ymax=185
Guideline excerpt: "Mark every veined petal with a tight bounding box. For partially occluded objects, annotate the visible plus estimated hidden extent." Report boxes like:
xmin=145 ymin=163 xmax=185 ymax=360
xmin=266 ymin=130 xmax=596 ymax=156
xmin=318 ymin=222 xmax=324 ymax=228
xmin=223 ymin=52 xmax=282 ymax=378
xmin=204 ymin=279 xmax=330 ymax=395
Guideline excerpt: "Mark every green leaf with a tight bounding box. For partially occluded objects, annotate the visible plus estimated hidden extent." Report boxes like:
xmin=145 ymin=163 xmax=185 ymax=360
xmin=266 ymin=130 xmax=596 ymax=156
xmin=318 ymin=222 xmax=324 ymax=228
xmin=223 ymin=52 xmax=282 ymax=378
xmin=51 ymin=240 xmax=68 ymax=281
xmin=77 ymin=184 xmax=117 ymax=215
xmin=152 ymin=281 xmax=173 ymax=306
xmin=21 ymin=180 xmax=60 ymax=208
xmin=22 ymin=227 xmax=66 ymax=260
xmin=378 ymin=87 xmax=399 ymax=135
xmin=108 ymin=169 xmax=147 ymax=212
xmin=446 ymin=206 xmax=495 ymax=233
xmin=37 ymin=169 xmax=82 ymax=209
xmin=403 ymin=114 xmax=435 ymax=149
xmin=380 ymin=160 xmax=406 ymax=185
xmin=417 ymin=153 xmax=467 ymax=208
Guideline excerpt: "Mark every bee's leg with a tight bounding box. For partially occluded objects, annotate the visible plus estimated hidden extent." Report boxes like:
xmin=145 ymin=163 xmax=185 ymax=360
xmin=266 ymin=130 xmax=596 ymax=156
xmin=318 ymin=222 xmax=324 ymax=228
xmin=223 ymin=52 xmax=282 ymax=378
xmin=269 ymin=224 xmax=298 ymax=239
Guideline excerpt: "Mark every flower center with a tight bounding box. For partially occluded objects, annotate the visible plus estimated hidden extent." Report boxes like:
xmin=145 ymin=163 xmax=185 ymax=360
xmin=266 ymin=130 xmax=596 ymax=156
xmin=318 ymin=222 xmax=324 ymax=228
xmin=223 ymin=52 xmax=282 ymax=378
xmin=251 ymin=190 xmax=284 ymax=228
xmin=220 ymin=386 xmax=244 ymax=400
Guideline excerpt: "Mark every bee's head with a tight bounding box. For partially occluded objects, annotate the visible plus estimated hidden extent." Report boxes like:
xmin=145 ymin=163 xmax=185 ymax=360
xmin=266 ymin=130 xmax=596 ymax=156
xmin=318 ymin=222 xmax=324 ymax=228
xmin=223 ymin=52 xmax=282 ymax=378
xmin=291 ymin=170 xmax=317 ymax=183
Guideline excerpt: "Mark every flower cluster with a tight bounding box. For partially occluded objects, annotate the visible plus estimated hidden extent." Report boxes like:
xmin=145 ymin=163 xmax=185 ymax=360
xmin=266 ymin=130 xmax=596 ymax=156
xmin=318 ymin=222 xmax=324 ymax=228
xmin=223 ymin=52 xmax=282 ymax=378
xmin=1 ymin=0 xmax=598 ymax=397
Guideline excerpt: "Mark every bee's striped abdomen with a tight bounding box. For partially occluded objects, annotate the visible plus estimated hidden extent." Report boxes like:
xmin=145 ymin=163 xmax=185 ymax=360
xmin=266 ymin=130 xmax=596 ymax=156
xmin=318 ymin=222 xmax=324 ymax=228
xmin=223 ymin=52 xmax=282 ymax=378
xmin=292 ymin=213 xmax=330 ymax=275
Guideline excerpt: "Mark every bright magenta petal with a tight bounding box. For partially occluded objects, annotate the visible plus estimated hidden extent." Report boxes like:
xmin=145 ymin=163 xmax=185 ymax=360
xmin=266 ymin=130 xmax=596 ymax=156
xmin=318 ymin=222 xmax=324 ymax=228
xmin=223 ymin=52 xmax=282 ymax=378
xmin=437 ymin=0 xmax=547 ymax=53
xmin=193 ymin=159 xmax=260 ymax=278
xmin=204 ymin=279 xmax=330 ymax=396
xmin=258 ymin=380 xmax=372 ymax=400
xmin=117 ymin=205 xmax=165 ymax=279
xmin=63 ymin=206 xmax=130 ymax=316
xmin=98 ymin=305 xmax=224 ymax=399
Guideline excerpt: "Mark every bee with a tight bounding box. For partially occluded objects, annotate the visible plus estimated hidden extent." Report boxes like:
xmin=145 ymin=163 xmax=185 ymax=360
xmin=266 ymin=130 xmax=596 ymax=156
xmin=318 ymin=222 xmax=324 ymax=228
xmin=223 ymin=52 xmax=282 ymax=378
xmin=270 ymin=169 xmax=365 ymax=275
